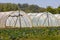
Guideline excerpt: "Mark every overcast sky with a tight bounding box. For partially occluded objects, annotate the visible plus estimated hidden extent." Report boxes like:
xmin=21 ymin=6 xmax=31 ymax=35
xmin=0 ymin=0 xmax=60 ymax=8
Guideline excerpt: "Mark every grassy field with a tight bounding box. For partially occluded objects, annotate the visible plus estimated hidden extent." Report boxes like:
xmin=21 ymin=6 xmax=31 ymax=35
xmin=0 ymin=27 xmax=60 ymax=40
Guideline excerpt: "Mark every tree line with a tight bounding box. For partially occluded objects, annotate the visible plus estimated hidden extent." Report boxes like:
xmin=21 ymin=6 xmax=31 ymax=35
xmin=0 ymin=3 xmax=60 ymax=14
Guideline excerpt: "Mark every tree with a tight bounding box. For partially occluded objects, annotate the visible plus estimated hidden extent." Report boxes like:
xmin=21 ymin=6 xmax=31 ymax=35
xmin=57 ymin=6 xmax=60 ymax=14
xmin=46 ymin=6 xmax=57 ymax=14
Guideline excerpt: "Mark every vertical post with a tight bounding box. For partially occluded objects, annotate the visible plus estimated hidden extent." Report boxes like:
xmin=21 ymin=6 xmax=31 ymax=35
xmin=47 ymin=12 xmax=49 ymax=26
xmin=19 ymin=12 xmax=21 ymax=28
xmin=18 ymin=4 xmax=21 ymax=28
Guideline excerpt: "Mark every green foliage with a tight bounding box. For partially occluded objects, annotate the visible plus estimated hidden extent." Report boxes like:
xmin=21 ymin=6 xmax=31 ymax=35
xmin=0 ymin=3 xmax=18 ymax=12
xmin=0 ymin=3 xmax=48 ymax=13
xmin=56 ymin=6 xmax=60 ymax=14
xmin=0 ymin=27 xmax=60 ymax=40
xmin=0 ymin=3 xmax=60 ymax=14
xmin=46 ymin=6 xmax=57 ymax=14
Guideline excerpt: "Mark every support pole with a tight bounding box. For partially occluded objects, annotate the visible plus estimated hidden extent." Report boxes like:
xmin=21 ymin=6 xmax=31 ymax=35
xmin=18 ymin=4 xmax=21 ymax=28
xmin=47 ymin=12 xmax=50 ymax=26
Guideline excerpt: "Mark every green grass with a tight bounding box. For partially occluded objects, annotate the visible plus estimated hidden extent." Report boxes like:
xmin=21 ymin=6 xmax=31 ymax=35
xmin=0 ymin=27 xmax=60 ymax=40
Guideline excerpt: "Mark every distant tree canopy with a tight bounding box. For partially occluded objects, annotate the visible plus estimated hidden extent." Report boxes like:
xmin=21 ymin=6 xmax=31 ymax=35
xmin=0 ymin=3 xmax=60 ymax=14
xmin=46 ymin=6 xmax=57 ymax=14
xmin=0 ymin=3 xmax=18 ymax=12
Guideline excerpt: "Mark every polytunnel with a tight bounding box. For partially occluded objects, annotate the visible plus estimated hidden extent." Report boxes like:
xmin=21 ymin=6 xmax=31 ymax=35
xmin=0 ymin=11 xmax=32 ymax=28
xmin=28 ymin=13 xmax=38 ymax=19
xmin=28 ymin=12 xmax=58 ymax=27
xmin=28 ymin=13 xmax=39 ymax=26
xmin=54 ymin=14 xmax=60 ymax=26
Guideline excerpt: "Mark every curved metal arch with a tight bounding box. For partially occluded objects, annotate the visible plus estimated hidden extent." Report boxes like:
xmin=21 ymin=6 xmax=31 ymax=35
xmin=30 ymin=13 xmax=44 ymax=27
xmin=37 ymin=13 xmax=48 ymax=27
xmin=30 ymin=13 xmax=39 ymax=27
xmin=48 ymin=13 xmax=59 ymax=26
xmin=0 ymin=11 xmax=15 ymax=28
xmin=14 ymin=17 xmax=18 ymax=27
xmin=55 ymin=15 xmax=60 ymax=26
xmin=6 ymin=17 xmax=17 ymax=28
xmin=21 ymin=16 xmax=28 ymax=27
xmin=26 ymin=13 xmax=33 ymax=27
xmin=37 ymin=12 xmax=58 ymax=27
xmin=22 ymin=13 xmax=33 ymax=27
xmin=5 ymin=11 xmax=32 ymax=28
xmin=5 ymin=11 xmax=17 ymax=28
xmin=19 ymin=11 xmax=33 ymax=27
xmin=36 ymin=13 xmax=45 ymax=26
xmin=5 ymin=11 xmax=22 ymax=28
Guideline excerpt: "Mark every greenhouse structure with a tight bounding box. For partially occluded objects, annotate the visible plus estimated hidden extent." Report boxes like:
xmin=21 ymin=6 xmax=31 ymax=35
xmin=28 ymin=12 xmax=59 ymax=27
xmin=54 ymin=14 xmax=60 ymax=26
xmin=0 ymin=11 xmax=32 ymax=28
xmin=0 ymin=11 xmax=60 ymax=28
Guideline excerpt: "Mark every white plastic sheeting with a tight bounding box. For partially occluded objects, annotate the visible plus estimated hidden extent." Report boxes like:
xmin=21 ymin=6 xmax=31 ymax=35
xmin=0 ymin=11 xmax=13 ymax=28
xmin=28 ymin=12 xmax=58 ymax=27
xmin=54 ymin=14 xmax=60 ymax=19
xmin=0 ymin=11 xmax=32 ymax=28
xmin=54 ymin=14 xmax=60 ymax=26
xmin=0 ymin=11 xmax=60 ymax=28
xmin=28 ymin=13 xmax=38 ymax=19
